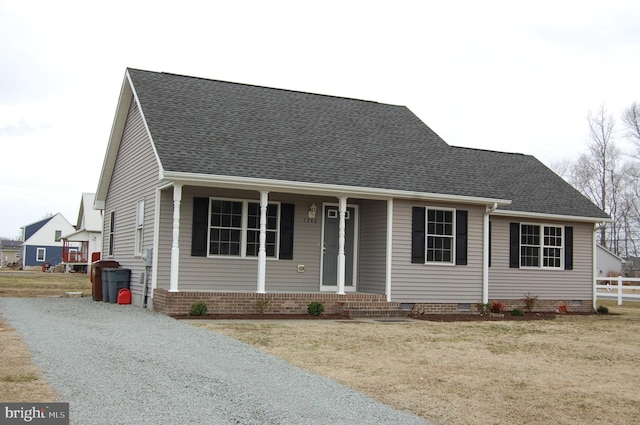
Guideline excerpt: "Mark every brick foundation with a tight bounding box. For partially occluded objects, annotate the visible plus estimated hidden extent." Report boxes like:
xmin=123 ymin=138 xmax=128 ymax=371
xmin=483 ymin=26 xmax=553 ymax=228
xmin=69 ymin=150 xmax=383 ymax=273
xmin=487 ymin=298 xmax=593 ymax=313
xmin=152 ymin=289 xmax=393 ymax=317
xmin=152 ymin=289 xmax=594 ymax=317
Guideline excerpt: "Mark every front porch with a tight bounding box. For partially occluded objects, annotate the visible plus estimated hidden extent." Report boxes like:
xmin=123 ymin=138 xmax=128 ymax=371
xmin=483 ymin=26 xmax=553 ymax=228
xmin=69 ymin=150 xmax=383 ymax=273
xmin=152 ymin=289 xmax=409 ymax=318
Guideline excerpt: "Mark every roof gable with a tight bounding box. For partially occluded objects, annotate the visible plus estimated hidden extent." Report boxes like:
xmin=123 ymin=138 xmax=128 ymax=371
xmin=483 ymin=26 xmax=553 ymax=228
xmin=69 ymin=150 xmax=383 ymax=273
xmin=22 ymin=216 xmax=54 ymax=240
xmin=77 ymin=193 xmax=102 ymax=232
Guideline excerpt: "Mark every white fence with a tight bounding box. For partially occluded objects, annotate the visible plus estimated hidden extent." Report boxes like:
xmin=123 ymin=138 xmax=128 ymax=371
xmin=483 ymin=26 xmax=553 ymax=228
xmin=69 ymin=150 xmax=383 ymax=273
xmin=595 ymin=276 xmax=640 ymax=305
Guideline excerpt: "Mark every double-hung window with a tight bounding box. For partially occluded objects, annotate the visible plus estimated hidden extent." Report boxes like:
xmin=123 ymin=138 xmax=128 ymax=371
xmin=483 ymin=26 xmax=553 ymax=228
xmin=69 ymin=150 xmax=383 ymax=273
xmin=426 ymin=209 xmax=454 ymax=263
xmin=135 ymin=200 xmax=145 ymax=256
xmin=108 ymin=211 xmax=115 ymax=256
xmin=246 ymin=203 xmax=278 ymax=257
xmin=520 ymin=224 xmax=563 ymax=269
xmin=412 ymin=207 xmax=467 ymax=265
xmin=209 ymin=199 xmax=280 ymax=258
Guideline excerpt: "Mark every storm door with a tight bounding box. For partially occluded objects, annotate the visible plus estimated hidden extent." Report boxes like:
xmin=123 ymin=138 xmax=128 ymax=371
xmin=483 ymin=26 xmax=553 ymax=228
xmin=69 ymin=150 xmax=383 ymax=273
xmin=320 ymin=204 xmax=357 ymax=291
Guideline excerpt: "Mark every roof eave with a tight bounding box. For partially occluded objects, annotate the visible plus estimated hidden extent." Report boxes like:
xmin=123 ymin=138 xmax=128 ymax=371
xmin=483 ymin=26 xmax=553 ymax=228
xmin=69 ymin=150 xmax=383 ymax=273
xmin=161 ymin=171 xmax=512 ymax=206
xmin=94 ymin=73 xmax=134 ymax=209
xmin=492 ymin=208 xmax=612 ymax=223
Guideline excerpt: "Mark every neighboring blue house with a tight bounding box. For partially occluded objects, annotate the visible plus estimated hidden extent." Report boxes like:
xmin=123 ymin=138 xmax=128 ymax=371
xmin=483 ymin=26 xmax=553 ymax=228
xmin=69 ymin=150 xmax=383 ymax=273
xmin=20 ymin=213 xmax=76 ymax=270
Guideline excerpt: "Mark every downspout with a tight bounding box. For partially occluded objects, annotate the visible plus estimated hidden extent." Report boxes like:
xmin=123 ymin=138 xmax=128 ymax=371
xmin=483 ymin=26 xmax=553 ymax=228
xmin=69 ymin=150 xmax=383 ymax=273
xmin=482 ymin=203 xmax=498 ymax=304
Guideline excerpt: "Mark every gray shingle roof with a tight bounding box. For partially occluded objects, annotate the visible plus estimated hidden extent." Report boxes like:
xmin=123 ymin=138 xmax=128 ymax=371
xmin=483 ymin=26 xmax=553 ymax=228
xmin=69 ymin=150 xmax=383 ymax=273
xmin=127 ymin=68 xmax=609 ymax=220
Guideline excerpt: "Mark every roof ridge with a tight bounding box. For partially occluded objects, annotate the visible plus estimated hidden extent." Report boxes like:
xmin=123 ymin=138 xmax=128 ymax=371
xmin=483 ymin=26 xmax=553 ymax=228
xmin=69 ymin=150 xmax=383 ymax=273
xmin=127 ymin=68 xmax=390 ymax=107
xmin=451 ymin=145 xmax=527 ymax=156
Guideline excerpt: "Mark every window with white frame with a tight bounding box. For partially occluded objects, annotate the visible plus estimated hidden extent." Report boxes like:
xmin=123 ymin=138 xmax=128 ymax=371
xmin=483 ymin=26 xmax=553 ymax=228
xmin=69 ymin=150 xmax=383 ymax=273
xmin=54 ymin=230 xmax=62 ymax=242
xmin=36 ymin=247 xmax=46 ymax=262
xmin=108 ymin=211 xmax=115 ymax=256
xmin=135 ymin=200 xmax=145 ymax=256
xmin=426 ymin=208 xmax=454 ymax=263
xmin=520 ymin=224 xmax=563 ymax=268
xmin=246 ymin=202 xmax=278 ymax=257
xmin=208 ymin=199 xmax=280 ymax=258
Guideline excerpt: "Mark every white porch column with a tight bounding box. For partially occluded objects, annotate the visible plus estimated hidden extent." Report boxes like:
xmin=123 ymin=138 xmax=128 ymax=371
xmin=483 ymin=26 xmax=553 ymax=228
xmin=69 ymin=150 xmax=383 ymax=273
xmin=337 ymin=196 xmax=347 ymax=295
xmin=385 ymin=198 xmax=393 ymax=302
xmin=592 ymin=223 xmax=598 ymax=310
xmin=257 ymin=190 xmax=269 ymax=294
xmin=169 ymin=184 xmax=182 ymax=292
xmin=482 ymin=203 xmax=497 ymax=304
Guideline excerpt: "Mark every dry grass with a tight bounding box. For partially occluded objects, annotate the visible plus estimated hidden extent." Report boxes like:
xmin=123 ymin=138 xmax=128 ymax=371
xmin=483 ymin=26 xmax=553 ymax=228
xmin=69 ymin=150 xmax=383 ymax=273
xmin=0 ymin=270 xmax=91 ymax=297
xmin=0 ymin=319 xmax=59 ymax=402
xmin=0 ymin=270 xmax=87 ymax=402
xmin=203 ymin=301 xmax=640 ymax=425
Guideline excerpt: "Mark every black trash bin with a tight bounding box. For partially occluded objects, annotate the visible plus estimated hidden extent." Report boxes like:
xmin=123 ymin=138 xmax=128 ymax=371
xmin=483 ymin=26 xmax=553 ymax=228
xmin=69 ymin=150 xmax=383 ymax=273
xmin=92 ymin=260 xmax=119 ymax=302
xmin=101 ymin=268 xmax=113 ymax=303
xmin=106 ymin=268 xmax=131 ymax=304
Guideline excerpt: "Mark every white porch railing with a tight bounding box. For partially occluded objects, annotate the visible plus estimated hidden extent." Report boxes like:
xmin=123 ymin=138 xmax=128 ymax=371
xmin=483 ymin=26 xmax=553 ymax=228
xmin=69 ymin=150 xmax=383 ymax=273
xmin=595 ymin=276 xmax=640 ymax=305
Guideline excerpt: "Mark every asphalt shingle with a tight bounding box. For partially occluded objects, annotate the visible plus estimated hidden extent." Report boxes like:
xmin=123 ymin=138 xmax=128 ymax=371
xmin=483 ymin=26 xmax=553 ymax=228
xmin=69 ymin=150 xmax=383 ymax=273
xmin=126 ymin=68 xmax=609 ymax=220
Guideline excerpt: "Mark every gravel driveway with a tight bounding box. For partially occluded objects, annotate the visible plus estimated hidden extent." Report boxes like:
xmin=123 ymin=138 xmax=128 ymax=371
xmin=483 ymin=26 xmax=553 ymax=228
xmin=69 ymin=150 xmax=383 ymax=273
xmin=0 ymin=297 xmax=429 ymax=425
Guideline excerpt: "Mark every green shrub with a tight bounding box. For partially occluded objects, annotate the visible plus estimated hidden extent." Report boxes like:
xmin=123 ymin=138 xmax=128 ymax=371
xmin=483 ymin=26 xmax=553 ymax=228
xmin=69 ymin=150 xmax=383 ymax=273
xmin=597 ymin=305 xmax=609 ymax=314
xmin=189 ymin=301 xmax=208 ymax=316
xmin=511 ymin=308 xmax=525 ymax=316
xmin=476 ymin=303 xmax=491 ymax=315
xmin=307 ymin=302 xmax=325 ymax=316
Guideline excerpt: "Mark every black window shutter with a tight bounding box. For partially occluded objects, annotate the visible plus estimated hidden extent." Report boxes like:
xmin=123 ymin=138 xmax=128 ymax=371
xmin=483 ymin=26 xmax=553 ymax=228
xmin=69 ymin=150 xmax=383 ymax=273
xmin=191 ymin=197 xmax=209 ymax=257
xmin=411 ymin=207 xmax=426 ymax=264
xmin=455 ymin=210 xmax=468 ymax=265
xmin=279 ymin=203 xmax=295 ymax=260
xmin=509 ymin=222 xmax=520 ymax=268
xmin=565 ymin=226 xmax=573 ymax=270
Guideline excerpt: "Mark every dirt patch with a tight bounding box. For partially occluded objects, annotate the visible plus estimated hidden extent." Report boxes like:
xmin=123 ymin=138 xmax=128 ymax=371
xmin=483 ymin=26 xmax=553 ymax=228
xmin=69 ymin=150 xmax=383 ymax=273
xmin=175 ymin=311 xmax=584 ymax=322
xmin=411 ymin=311 xmax=570 ymax=322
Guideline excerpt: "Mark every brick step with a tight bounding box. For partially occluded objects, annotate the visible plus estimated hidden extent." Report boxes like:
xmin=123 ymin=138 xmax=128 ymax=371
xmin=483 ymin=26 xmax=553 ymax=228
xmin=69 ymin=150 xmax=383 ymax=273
xmin=337 ymin=300 xmax=406 ymax=318
xmin=342 ymin=309 xmax=408 ymax=318
xmin=338 ymin=301 xmax=403 ymax=310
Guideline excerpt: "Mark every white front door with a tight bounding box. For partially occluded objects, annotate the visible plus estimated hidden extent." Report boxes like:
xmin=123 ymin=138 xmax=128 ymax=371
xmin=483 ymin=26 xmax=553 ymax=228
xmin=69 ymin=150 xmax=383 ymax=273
xmin=320 ymin=204 xmax=358 ymax=291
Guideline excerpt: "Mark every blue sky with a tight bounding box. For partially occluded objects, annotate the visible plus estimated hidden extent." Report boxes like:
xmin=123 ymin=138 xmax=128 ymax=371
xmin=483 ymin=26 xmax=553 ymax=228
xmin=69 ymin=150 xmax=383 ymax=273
xmin=1 ymin=0 xmax=639 ymax=238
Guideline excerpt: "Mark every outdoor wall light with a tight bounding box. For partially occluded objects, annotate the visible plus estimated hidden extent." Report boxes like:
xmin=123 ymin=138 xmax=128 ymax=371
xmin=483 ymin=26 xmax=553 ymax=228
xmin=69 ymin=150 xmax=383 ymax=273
xmin=308 ymin=203 xmax=317 ymax=219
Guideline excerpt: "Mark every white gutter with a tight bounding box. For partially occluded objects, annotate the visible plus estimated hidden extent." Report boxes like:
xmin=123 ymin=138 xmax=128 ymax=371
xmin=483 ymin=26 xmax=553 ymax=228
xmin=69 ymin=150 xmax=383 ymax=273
xmin=482 ymin=203 xmax=498 ymax=304
xmin=492 ymin=209 xmax=612 ymax=224
xmin=162 ymin=171 xmax=512 ymax=206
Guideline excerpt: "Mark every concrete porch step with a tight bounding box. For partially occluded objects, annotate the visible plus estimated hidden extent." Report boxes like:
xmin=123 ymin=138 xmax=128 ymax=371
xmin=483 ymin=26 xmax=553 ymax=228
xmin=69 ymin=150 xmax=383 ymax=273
xmin=342 ymin=309 xmax=408 ymax=318
xmin=337 ymin=300 xmax=407 ymax=318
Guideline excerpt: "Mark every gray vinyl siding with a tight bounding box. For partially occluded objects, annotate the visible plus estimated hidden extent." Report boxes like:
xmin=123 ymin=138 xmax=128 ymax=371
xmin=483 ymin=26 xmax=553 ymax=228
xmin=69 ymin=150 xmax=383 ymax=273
xmin=488 ymin=217 xmax=593 ymax=299
xmin=173 ymin=188 xmax=351 ymax=292
xmin=102 ymin=98 xmax=159 ymax=297
xmin=154 ymin=188 xmax=172 ymax=290
xmin=390 ymin=200 xmax=485 ymax=303
xmin=358 ymin=200 xmax=387 ymax=294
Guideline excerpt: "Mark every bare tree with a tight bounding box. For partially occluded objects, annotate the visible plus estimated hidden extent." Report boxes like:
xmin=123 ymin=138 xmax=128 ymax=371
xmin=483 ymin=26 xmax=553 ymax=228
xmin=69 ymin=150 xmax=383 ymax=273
xmin=585 ymin=105 xmax=617 ymax=247
xmin=558 ymin=102 xmax=640 ymax=258
xmin=622 ymin=102 xmax=640 ymax=150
